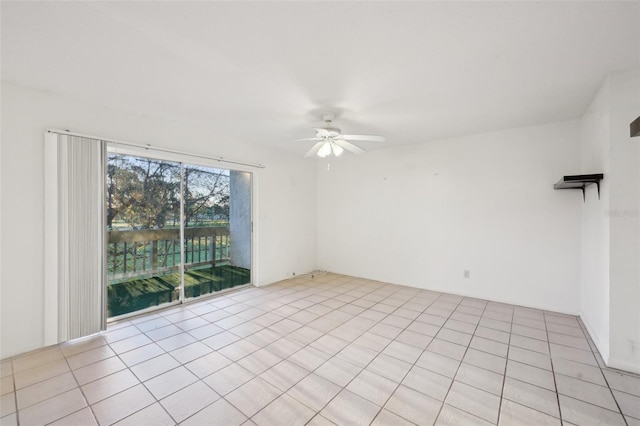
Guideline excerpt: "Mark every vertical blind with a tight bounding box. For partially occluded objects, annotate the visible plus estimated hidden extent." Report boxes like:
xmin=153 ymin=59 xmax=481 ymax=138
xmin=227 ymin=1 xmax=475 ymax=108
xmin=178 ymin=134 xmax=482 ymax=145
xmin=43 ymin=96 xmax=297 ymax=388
xmin=56 ymin=134 xmax=106 ymax=340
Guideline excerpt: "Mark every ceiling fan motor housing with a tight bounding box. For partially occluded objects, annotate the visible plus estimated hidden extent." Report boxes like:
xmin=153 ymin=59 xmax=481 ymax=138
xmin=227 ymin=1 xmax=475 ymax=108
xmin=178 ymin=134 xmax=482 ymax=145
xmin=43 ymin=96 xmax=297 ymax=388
xmin=322 ymin=127 xmax=342 ymax=137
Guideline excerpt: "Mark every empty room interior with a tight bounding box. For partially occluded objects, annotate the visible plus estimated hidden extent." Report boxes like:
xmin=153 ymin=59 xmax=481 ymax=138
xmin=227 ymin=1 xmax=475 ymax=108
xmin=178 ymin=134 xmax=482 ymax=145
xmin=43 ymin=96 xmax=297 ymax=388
xmin=1 ymin=1 xmax=640 ymax=425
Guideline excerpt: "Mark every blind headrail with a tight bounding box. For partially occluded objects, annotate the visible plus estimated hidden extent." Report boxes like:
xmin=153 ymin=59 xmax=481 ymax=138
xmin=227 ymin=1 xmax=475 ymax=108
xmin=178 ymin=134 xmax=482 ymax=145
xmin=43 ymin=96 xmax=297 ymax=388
xmin=47 ymin=128 xmax=265 ymax=169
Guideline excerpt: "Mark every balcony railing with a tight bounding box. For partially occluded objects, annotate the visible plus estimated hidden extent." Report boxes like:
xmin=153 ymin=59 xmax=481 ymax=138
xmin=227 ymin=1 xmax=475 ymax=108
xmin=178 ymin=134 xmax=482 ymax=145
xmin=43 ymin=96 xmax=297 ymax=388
xmin=107 ymin=226 xmax=230 ymax=281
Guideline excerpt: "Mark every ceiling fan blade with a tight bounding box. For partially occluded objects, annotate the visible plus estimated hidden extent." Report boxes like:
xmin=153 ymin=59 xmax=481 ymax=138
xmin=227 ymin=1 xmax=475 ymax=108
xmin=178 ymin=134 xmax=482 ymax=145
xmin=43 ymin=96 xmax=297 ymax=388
xmin=292 ymin=137 xmax=321 ymax=143
xmin=341 ymin=134 xmax=386 ymax=142
xmin=304 ymin=141 xmax=326 ymax=158
xmin=333 ymin=139 xmax=365 ymax=155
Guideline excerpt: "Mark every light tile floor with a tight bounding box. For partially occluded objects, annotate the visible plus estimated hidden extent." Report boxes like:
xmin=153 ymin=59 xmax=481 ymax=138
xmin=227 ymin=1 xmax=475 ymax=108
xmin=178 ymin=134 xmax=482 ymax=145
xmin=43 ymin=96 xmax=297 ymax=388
xmin=1 ymin=273 xmax=639 ymax=425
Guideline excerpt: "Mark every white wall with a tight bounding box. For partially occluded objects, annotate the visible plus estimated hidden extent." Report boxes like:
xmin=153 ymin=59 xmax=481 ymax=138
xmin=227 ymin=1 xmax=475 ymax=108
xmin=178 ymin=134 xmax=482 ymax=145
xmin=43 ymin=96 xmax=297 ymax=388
xmin=580 ymin=69 xmax=640 ymax=374
xmin=607 ymin=70 xmax=640 ymax=373
xmin=580 ymin=79 xmax=611 ymax=362
xmin=0 ymin=82 xmax=317 ymax=359
xmin=317 ymin=121 xmax=582 ymax=314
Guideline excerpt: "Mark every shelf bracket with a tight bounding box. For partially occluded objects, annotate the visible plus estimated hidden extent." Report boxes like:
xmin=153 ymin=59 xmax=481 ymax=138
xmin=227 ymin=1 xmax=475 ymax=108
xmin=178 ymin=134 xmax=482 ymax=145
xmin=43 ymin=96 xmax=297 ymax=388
xmin=581 ymin=181 xmax=602 ymax=202
xmin=554 ymin=174 xmax=603 ymax=203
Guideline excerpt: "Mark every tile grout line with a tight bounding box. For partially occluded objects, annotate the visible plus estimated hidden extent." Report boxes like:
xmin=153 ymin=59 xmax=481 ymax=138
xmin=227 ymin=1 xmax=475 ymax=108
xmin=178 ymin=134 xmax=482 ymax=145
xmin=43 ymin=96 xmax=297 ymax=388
xmin=104 ymin=285 xmax=285 ymax=424
xmin=495 ymin=302 xmax=514 ymax=425
xmin=34 ymin=349 xmax=99 ymax=426
xmin=431 ymin=295 xmax=489 ymax=424
xmin=433 ymin=308 xmax=583 ymax=423
xmin=292 ymin=281 xmax=433 ymax=425
xmin=160 ymin=286 xmax=477 ymax=425
xmin=356 ymin=292 xmax=449 ymax=426
xmin=577 ymin=315 xmax=630 ymax=426
xmin=290 ymin=282 xmax=440 ymax=424
xmin=75 ymin=288 xmax=279 ymax=425
xmin=239 ymin=280 xmax=381 ymax=423
xmin=363 ymin=290 xmax=471 ymax=424
xmin=61 ymin=349 xmax=102 ymax=426
xmin=11 ymin=359 xmax=19 ymax=426
xmin=101 ymin=332 xmax=169 ymax=424
xmin=120 ymin=278 xmax=337 ymax=425
xmin=539 ymin=312 xmax=628 ymax=423
xmin=5 ymin=275 xmax=640 ymax=426
xmin=83 ymin=292 xmax=640 ymax=425
xmin=210 ymin=277 xmax=398 ymax=424
xmin=293 ymin=280 xmax=415 ymax=422
xmin=543 ymin=311 xmax=564 ymax=425
xmin=0 ymin=297 xmax=582 ymax=424
xmin=9 ymin=350 xmax=83 ymax=423
xmin=186 ymin=281 xmax=351 ymax=423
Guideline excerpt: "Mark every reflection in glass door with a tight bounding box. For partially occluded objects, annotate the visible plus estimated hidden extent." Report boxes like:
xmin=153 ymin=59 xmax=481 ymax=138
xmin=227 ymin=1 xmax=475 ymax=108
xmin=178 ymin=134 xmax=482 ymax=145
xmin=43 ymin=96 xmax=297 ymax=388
xmin=106 ymin=154 xmax=182 ymax=318
xmin=106 ymin=152 xmax=252 ymax=319
xmin=183 ymin=166 xmax=251 ymax=300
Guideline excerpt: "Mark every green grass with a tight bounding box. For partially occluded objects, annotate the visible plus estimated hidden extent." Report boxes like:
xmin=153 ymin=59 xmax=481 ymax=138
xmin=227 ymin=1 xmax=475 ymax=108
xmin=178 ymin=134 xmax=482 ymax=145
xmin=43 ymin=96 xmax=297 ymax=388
xmin=107 ymin=265 xmax=250 ymax=318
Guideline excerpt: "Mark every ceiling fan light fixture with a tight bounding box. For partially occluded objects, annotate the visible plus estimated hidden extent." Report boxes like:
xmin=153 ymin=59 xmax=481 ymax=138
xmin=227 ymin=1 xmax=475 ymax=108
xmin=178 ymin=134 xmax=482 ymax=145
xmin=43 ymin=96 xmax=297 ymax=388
xmin=317 ymin=142 xmax=332 ymax=157
xmin=295 ymin=112 xmax=386 ymax=158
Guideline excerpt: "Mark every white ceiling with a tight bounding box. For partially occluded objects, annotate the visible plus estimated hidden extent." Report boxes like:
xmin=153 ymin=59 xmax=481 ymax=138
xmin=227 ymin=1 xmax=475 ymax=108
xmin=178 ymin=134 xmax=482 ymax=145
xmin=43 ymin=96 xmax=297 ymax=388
xmin=2 ymin=1 xmax=639 ymax=155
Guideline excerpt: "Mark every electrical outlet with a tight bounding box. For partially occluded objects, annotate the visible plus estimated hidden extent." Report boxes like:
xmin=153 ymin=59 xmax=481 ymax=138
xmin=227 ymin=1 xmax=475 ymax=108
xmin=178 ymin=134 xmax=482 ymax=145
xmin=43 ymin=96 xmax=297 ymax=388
xmin=464 ymin=270 xmax=470 ymax=278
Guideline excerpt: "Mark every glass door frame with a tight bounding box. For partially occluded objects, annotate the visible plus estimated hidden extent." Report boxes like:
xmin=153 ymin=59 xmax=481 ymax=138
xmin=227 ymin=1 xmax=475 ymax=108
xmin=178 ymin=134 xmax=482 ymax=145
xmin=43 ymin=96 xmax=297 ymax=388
xmin=105 ymin=144 xmax=255 ymax=322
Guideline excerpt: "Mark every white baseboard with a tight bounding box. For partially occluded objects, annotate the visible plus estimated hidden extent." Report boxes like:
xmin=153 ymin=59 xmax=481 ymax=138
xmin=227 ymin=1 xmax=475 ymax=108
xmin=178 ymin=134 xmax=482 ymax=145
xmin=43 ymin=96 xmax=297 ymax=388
xmin=607 ymin=357 xmax=640 ymax=375
xmin=579 ymin=311 xmax=610 ymax=364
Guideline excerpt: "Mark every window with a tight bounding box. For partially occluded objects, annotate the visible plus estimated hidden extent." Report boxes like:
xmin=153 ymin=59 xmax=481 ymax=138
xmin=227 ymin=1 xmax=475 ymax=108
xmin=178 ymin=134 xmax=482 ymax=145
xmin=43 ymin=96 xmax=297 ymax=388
xmin=106 ymin=151 xmax=252 ymax=319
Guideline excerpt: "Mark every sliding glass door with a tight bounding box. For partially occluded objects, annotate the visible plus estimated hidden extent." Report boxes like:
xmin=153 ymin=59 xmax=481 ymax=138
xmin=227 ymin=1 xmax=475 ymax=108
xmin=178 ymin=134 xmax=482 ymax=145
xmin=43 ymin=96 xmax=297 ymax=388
xmin=106 ymin=151 xmax=251 ymax=319
xmin=182 ymin=165 xmax=251 ymax=300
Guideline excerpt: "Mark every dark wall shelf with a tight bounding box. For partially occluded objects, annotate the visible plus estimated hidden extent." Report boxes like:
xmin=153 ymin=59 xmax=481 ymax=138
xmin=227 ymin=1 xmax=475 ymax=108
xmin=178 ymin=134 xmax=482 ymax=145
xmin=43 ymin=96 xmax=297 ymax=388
xmin=631 ymin=116 xmax=640 ymax=138
xmin=554 ymin=174 xmax=604 ymax=202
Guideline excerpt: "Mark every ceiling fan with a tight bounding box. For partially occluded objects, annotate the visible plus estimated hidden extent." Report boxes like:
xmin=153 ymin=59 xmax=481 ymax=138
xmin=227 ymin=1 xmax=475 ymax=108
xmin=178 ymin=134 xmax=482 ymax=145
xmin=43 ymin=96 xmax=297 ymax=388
xmin=294 ymin=113 xmax=386 ymax=158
